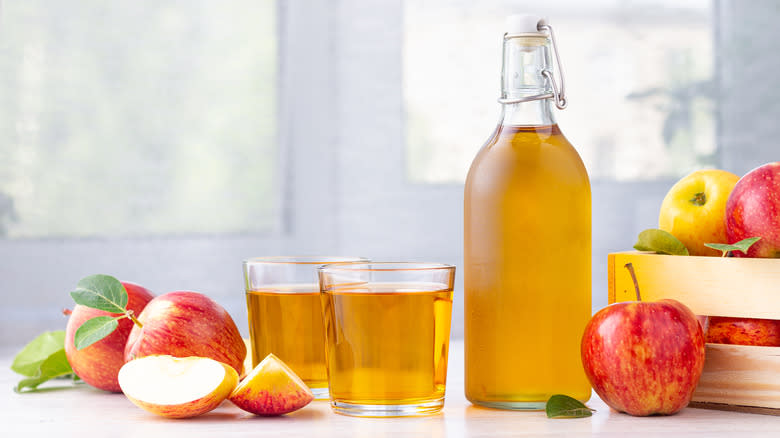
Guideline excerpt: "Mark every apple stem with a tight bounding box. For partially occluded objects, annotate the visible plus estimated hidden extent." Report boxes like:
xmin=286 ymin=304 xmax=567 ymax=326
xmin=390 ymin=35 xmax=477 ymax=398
xmin=689 ymin=192 xmax=706 ymax=206
xmin=126 ymin=309 xmax=143 ymax=328
xmin=624 ymin=263 xmax=642 ymax=301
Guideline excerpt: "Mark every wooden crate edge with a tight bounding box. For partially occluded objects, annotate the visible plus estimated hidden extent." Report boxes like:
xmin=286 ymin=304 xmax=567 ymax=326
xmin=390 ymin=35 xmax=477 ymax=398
xmin=689 ymin=401 xmax=780 ymax=416
xmin=607 ymin=253 xmax=616 ymax=304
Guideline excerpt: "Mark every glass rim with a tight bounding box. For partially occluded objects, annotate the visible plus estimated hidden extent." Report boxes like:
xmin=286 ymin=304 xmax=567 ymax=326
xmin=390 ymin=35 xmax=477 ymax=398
xmin=318 ymin=261 xmax=455 ymax=273
xmin=243 ymin=256 xmax=369 ymax=266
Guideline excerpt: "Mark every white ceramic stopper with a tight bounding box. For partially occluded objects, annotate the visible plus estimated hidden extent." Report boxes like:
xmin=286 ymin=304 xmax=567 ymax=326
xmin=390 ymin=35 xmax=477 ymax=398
xmin=505 ymin=14 xmax=547 ymax=34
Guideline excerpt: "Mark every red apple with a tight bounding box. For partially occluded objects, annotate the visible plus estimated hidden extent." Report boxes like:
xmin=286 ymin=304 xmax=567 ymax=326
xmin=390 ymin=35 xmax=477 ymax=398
xmin=124 ymin=291 xmax=246 ymax=375
xmin=705 ymin=316 xmax=780 ymax=346
xmin=581 ymin=297 xmax=705 ymax=416
xmin=725 ymin=162 xmax=780 ymax=258
xmin=65 ymin=282 xmax=154 ymax=392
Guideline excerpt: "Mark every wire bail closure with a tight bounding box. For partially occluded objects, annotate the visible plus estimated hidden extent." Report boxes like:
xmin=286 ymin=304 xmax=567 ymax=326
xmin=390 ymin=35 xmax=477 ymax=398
xmin=497 ymin=21 xmax=568 ymax=110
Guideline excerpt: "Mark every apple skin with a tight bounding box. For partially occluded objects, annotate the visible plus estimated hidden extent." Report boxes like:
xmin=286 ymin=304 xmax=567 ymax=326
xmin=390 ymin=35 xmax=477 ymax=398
xmin=229 ymin=353 xmax=313 ymax=416
xmin=705 ymin=316 xmax=780 ymax=346
xmin=581 ymin=299 xmax=705 ymax=416
xmin=124 ymin=291 xmax=246 ymax=375
xmin=65 ymin=282 xmax=154 ymax=392
xmin=659 ymin=169 xmax=740 ymax=256
xmin=725 ymin=162 xmax=780 ymax=258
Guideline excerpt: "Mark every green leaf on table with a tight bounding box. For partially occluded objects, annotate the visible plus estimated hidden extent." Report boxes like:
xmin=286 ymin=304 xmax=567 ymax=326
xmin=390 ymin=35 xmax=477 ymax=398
xmin=704 ymin=237 xmax=761 ymax=257
xmin=74 ymin=316 xmax=121 ymax=350
xmin=633 ymin=229 xmax=689 ymax=256
xmin=11 ymin=331 xmax=66 ymax=376
xmin=15 ymin=349 xmax=76 ymax=393
xmin=70 ymin=274 xmax=127 ymax=313
xmin=546 ymin=394 xmax=595 ymax=419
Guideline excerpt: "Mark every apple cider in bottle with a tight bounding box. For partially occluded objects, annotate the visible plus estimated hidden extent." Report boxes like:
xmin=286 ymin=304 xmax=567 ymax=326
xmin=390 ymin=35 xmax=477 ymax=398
xmin=464 ymin=15 xmax=591 ymax=409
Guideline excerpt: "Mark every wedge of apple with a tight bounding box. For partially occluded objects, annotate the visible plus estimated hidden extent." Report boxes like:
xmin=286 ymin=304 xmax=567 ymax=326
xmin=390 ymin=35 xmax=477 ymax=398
xmin=241 ymin=338 xmax=253 ymax=380
xmin=229 ymin=353 xmax=313 ymax=416
xmin=118 ymin=355 xmax=238 ymax=419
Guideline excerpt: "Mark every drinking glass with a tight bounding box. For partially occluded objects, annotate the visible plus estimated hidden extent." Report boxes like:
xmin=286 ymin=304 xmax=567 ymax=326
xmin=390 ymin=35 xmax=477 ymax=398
xmin=243 ymin=256 xmax=367 ymax=399
xmin=319 ymin=262 xmax=456 ymax=416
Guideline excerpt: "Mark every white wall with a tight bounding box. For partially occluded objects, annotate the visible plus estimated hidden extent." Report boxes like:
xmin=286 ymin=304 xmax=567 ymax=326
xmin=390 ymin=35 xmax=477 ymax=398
xmin=1 ymin=0 xmax=778 ymax=347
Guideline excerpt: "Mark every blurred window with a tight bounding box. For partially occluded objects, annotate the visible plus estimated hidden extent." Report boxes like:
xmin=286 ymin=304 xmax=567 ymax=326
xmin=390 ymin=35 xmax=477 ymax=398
xmin=0 ymin=1 xmax=277 ymax=238
xmin=404 ymin=0 xmax=714 ymax=182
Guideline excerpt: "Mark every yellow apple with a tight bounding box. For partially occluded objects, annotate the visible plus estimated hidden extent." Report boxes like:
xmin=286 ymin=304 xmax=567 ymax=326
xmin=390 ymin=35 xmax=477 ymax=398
xmin=229 ymin=353 xmax=313 ymax=416
xmin=659 ymin=169 xmax=740 ymax=256
xmin=118 ymin=355 xmax=239 ymax=419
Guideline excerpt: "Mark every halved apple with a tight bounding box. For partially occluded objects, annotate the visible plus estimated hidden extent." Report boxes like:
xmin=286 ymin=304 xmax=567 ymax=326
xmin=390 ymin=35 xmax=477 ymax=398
xmin=229 ymin=353 xmax=313 ymax=415
xmin=118 ymin=355 xmax=238 ymax=419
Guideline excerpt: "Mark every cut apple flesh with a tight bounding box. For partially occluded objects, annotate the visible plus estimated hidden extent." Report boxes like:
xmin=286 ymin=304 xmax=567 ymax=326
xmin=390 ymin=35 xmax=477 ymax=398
xmin=229 ymin=353 xmax=313 ymax=416
xmin=118 ymin=355 xmax=238 ymax=418
xmin=241 ymin=338 xmax=253 ymax=379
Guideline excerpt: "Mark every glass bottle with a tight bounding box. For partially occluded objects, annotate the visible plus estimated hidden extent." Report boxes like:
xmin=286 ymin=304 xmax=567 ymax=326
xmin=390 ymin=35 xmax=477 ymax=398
xmin=464 ymin=15 xmax=592 ymax=409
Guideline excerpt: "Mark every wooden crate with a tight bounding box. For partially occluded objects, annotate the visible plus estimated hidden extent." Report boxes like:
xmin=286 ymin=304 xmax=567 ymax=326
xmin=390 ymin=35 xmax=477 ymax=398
xmin=608 ymin=251 xmax=780 ymax=415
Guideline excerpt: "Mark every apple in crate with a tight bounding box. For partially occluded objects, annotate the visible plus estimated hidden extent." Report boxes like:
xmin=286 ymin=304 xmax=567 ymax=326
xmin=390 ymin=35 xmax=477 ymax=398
xmin=658 ymin=169 xmax=740 ymax=256
xmin=581 ymin=265 xmax=705 ymax=416
xmin=726 ymin=161 xmax=780 ymax=258
xmin=230 ymin=353 xmax=313 ymax=415
xmin=118 ymin=355 xmax=238 ymax=418
xmin=706 ymin=316 xmax=780 ymax=346
xmin=125 ymin=291 xmax=246 ymax=375
xmin=65 ymin=282 xmax=154 ymax=392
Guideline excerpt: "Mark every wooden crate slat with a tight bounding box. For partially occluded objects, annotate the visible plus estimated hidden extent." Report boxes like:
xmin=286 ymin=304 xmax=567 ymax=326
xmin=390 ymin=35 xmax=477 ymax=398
xmin=608 ymin=252 xmax=780 ymax=319
xmin=692 ymin=344 xmax=780 ymax=410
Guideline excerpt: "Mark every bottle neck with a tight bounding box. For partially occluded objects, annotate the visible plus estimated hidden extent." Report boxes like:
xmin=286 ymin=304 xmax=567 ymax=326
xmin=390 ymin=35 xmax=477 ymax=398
xmin=499 ymin=34 xmax=556 ymax=127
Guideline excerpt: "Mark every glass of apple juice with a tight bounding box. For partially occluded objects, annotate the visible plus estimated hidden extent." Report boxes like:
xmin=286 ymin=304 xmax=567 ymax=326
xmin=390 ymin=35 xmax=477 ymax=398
xmin=243 ymin=256 xmax=368 ymax=400
xmin=318 ymin=262 xmax=455 ymax=417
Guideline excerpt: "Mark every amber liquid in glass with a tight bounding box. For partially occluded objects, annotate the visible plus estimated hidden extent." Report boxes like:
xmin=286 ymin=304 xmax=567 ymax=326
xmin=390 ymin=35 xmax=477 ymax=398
xmin=246 ymin=284 xmax=327 ymax=392
xmin=321 ymin=282 xmax=453 ymax=405
xmin=464 ymin=124 xmax=592 ymax=408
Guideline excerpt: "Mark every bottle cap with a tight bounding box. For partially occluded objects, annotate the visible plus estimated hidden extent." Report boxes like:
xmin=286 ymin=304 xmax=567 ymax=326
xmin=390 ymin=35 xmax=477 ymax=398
xmin=505 ymin=14 xmax=547 ymax=35
xmin=499 ymin=15 xmax=567 ymax=110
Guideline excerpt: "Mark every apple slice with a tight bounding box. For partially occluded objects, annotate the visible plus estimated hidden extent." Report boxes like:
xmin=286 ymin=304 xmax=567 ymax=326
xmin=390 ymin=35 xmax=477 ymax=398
xmin=118 ymin=355 xmax=239 ymax=419
xmin=229 ymin=353 xmax=313 ymax=416
xmin=241 ymin=338 xmax=253 ymax=380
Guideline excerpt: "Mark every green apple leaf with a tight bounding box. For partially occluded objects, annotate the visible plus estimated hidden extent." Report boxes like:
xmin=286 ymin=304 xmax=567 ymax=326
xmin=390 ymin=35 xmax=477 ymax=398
xmin=70 ymin=274 xmax=127 ymax=313
xmin=704 ymin=237 xmax=761 ymax=257
xmin=74 ymin=315 xmax=121 ymax=350
xmin=546 ymin=394 xmax=595 ymax=419
xmin=633 ymin=229 xmax=689 ymax=256
xmin=11 ymin=331 xmax=66 ymax=377
xmin=15 ymin=349 xmax=77 ymax=393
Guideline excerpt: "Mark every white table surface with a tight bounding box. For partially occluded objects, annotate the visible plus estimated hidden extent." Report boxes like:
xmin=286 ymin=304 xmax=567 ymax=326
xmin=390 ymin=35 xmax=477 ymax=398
xmin=4 ymin=340 xmax=780 ymax=437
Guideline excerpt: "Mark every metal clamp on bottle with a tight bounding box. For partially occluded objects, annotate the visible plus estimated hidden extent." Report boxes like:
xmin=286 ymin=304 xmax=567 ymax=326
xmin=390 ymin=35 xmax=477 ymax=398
xmin=498 ymin=18 xmax=568 ymax=110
